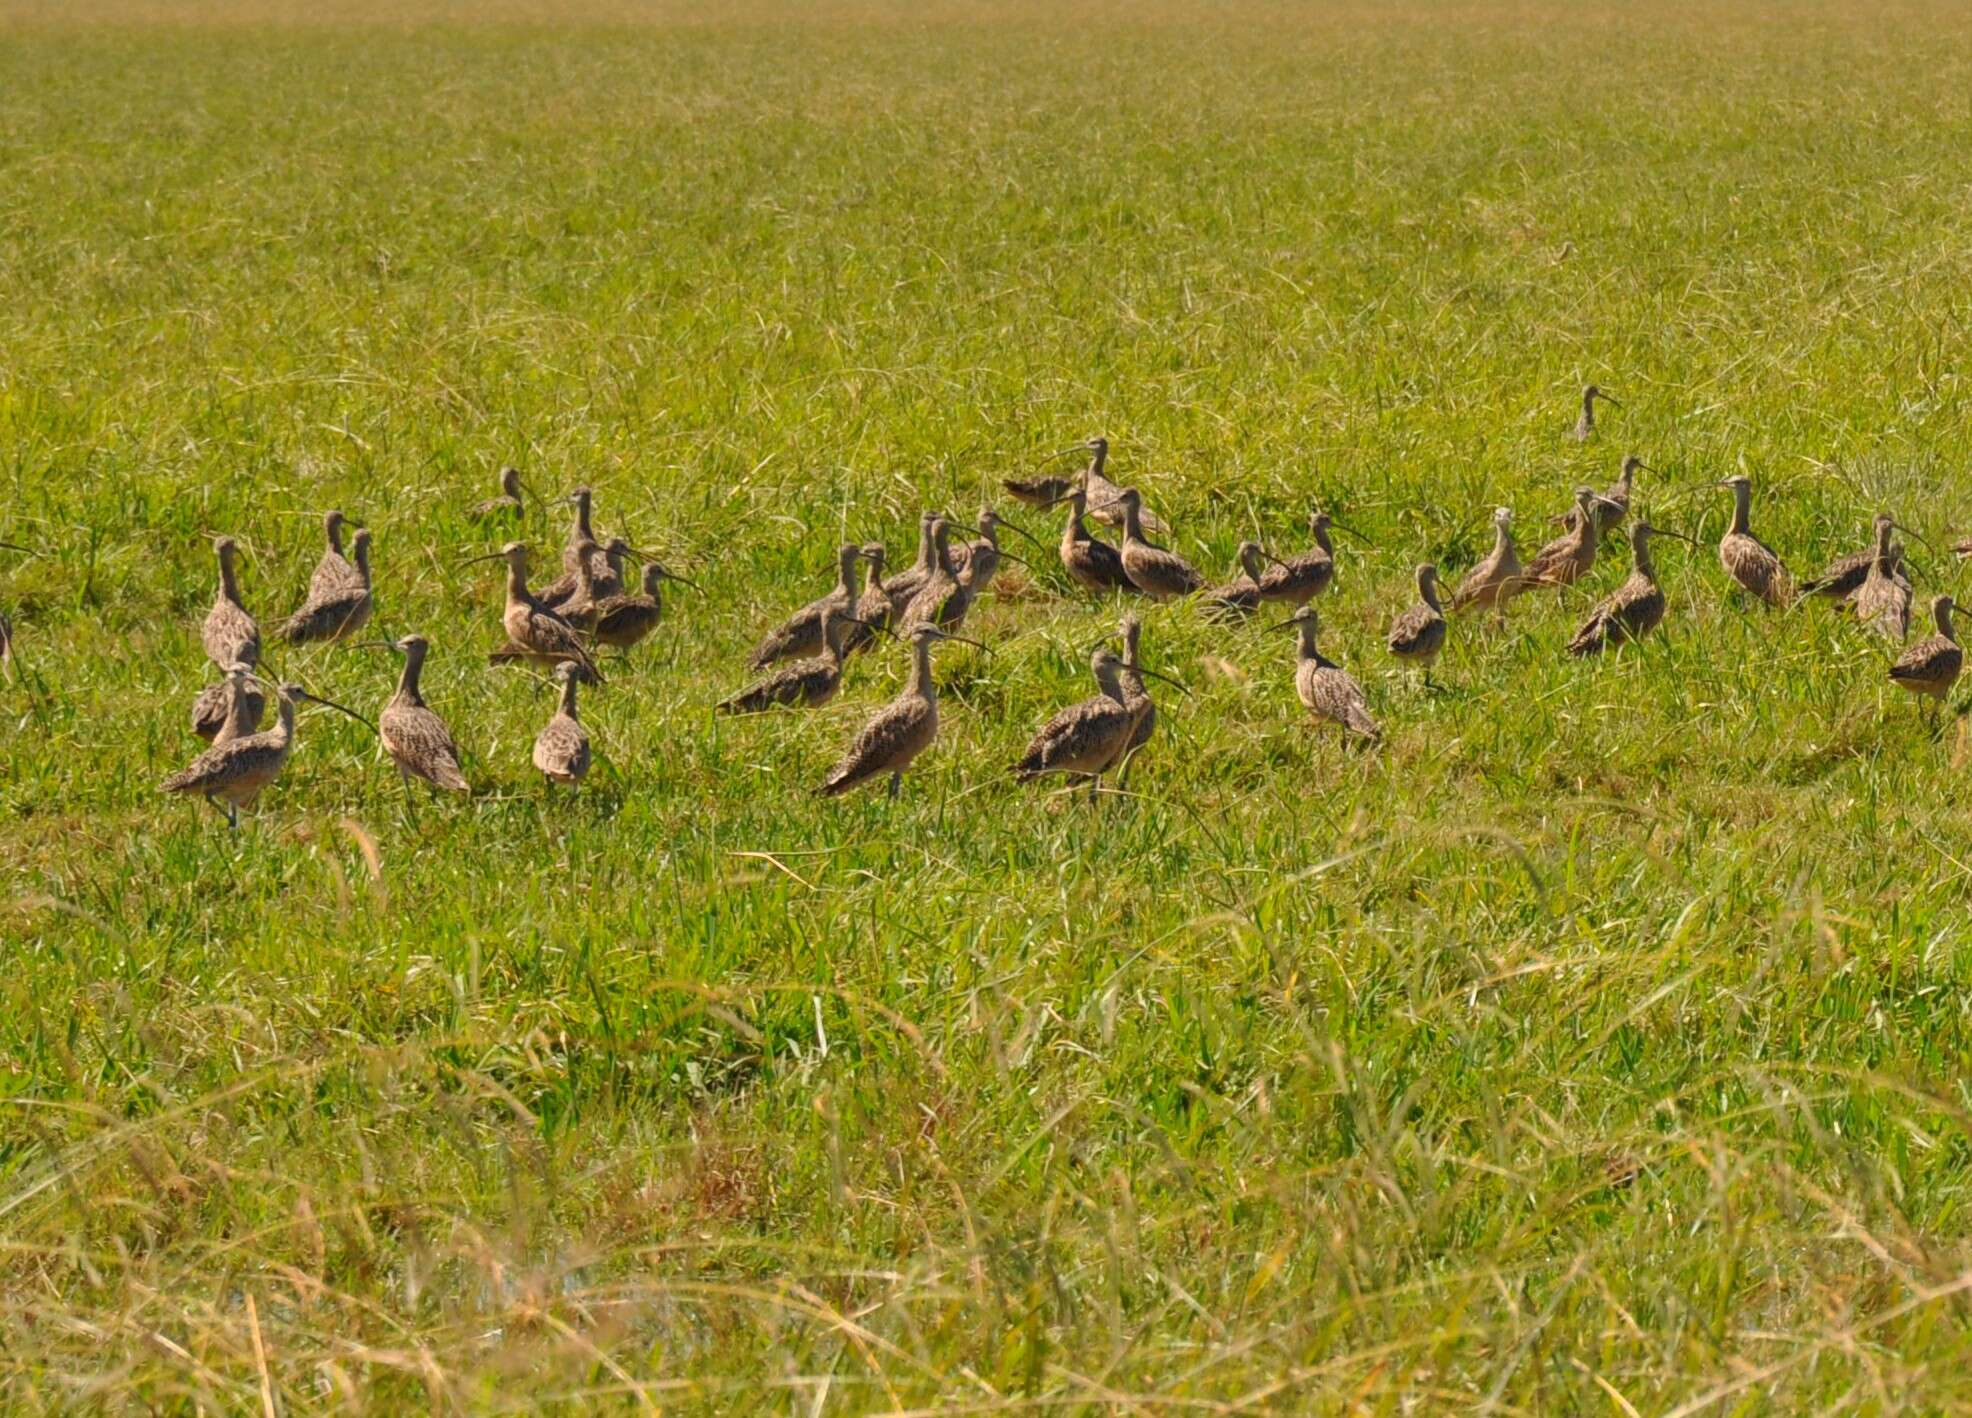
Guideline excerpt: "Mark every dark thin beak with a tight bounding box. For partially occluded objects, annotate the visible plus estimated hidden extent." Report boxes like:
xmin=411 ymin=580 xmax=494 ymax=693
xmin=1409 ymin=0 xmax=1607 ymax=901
xmin=0 ymin=542 xmax=31 ymax=555
xmin=992 ymin=548 xmax=1035 ymax=570
xmin=935 ymin=631 xmax=991 ymax=654
xmin=1598 ymin=394 xmax=1623 ymax=409
xmin=298 ymin=691 xmax=377 ymax=733
xmin=1891 ymin=523 xmax=1937 ymax=554
xmin=1137 ymin=665 xmax=1190 ymax=694
xmin=1652 ymin=529 xmax=1701 ymax=547
xmin=1329 ymin=520 xmax=1369 ymax=543
xmin=353 ymin=640 xmax=399 ymax=651
xmin=458 ymin=551 xmax=508 ymax=567
xmin=1263 ymin=617 xmax=1300 ymax=633
xmin=659 ymin=569 xmax=701 ymax=591
xmin=997 ymin=519 xmax=1046 ymax=551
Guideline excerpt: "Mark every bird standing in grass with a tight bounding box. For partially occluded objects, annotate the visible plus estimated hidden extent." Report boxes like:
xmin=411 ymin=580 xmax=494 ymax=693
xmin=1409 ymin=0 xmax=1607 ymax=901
xmin=201 ymin=536 xmax=260 ymax=672
xmin=1561 ymin=455 xmax=1646 ymax=535
xmin=590 ymin=560 xmax=693 ymax=653
xmin=1567 ymin=523 xmax=1694 ymax=656
xmin=882 ymin=512 xmax=940 ymax=616
xmin=532 ymin=661 xmax=591 ymax=787
xmin=1116 ymin=612 xmax=1183 ymax=784
xmin=720 ymin=606 xmax=859 ymax=714
xmin=370 ymin=634 xmax=470 ymax=796
xmin=818 ymin=623 xmax=981 ymax=798
xmin=950 ymin=508 xmax=1041 ymax=596
xmin=161 ymin=679 xmax=371 ymax=828
xmin=1280 ymin=605 xmax=1378 ymax=741
xmin=1013 ymin=648 xmax=1139 ymax=794
xmin=1203 ymin=542 xmax=1273 ymax=619
xmin=841 ymin=542 xmax=893 ymax=658
xmin=1452 ymin=508 xmax=1525 ymax=613
xmin=1526 ymin=489 xmax=1603 ymax=588
xmin=191 ymin=660 xmax=266 ymax=743
xmin=473 ymin=466 xmax=529 ymax=521
xmin=1386 ymin=563 xmax=1448 ymax=681
xmin=1889 ymin=595 xmax=1962 ymax=708
xmin=901 ymin=519 xmax=971 ymax=631
xmin=1116 ymin=489 xmax=1203 ymax=600
xmin=1079 ymin=437 xmax=1166 ymax=533
xmin=1572 ymin=384 xmax=1619 ymax=441
xmin=753 ymin=543 xmax=864 ymax=666
xmin=1715 ymin=475 xmax=1790 ymax=606
xmin=282 ymin=526 xmax=372 ymax=643
xmin=467 ymin=541 xmax=599 ymax=679
xmin=539 ymin=488 xmax=614 ymax=608
xmin=1800 ymin=512 xmax=1909 ymax=603
xmin=1257 ymin=510 xmax=1353 ymax=607
xmin=1852 ymin=515 xmax=1913 ymax=641
xmin=1054 ymin=487 xmax=1132 ymax=594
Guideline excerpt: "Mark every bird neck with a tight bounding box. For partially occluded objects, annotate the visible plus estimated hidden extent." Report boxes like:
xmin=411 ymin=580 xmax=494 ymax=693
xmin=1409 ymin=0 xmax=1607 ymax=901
xmin=558 ymin=675 xmax=581 ymax=719
xmin=1062 ymin=502 xmax=1087 ymax=546
xmin=353 ymin=539 xmax=370 ymax=583
xmin=1120 ymin=502 xmax=1145 ymax=543
xmin=1087 ymin=443 xmax=1107 ymax=478
xmin=1873 ymin=523 xmax=1895 ymax=566
xmin=1492 ymin=520 xmax=1514 ymax=561
xmin=838 ymin=551 xmax=860 ymax=593
xmin=1419 ymin=573 xmax=1442 ymax=611
xmin=907 ymin=638 xmax=937 ymax=698
xmin=1123 ymin=626 xmax=1142 ymax=668
xmin=504 ymin=469 xmax=522 ymax=498
xmin=571 ymin=496 xmax=593 ymax=544
xmin=1631 ymin=533 xmax=1656 ymax=581
xmin=1578 ymin=509 xmax=1600 ymax=551
xmin=1096 ymin=664 xmax=1127 ymax=701
xmin=863 ymin=560 xmax=885 ymax=591
xmin=1729 ymin=486 xmax=1751 ymax=536
xmin=1295 ymin=624 xmax=1322 ymax=664
xmin=933 ymin=530 xmax=954 ymax=574
xmin=1239 ymin=547 xmax=1265 ymax=582
xmin=645 ymin=566 xmax=666 ymax=598
xmin=218 ymin=554 xmax=242 ymax=604
xmin=1937 ymin=602 xmax=1957 ymax=640
xmin=573 ymin=557 xmax=596 ymax=597
xmin=505 ymin=559 xmax=530 ymax=603
xmin=326 ymin=518 xmax=343 ymax=556
xmin=1312 ymin=522 xmax=1334 ymax=557
xmin=396 ymin=648 xmax=426 ymax=705
xmin=273 ymin=695 xmax=297 ymax=744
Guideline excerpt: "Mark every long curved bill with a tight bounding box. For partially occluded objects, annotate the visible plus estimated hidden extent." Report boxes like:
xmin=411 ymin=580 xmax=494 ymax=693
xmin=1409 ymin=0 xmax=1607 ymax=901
xmin=1136 ymin=664 xmax=1191 ymax=694
xmin=931 ymin=630 xmax=991 ymax=654
xmin=991 ymin=547 xmax=1036 ymax=571
xmin=297 ymin=689 xmax=377 ymax=733
xmin=458 ymin=550 xmax=511 ymax=567
xmin=996 ymin=519 xmax=1047 ymax=551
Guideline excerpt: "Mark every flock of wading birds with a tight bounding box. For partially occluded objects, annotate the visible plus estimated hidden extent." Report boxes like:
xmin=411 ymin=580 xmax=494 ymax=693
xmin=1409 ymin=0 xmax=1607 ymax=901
xmin=7 ymin=392 xmax=1967 ymax=826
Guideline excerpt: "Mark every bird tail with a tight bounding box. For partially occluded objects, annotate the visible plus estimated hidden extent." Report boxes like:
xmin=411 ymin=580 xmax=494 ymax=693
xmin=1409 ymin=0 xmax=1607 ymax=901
xmin=1345 ymin=707 xmax=1380 ymax=739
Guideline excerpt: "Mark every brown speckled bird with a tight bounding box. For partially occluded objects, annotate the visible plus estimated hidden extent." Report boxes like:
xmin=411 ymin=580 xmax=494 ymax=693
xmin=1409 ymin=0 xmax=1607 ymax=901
xmin=370 ymin=634 xmax=469 ymax=795
xmin=191 ymin=660 xmax=266 ymax=743
xmin=1526 ymin=489 xmax=1602 ymax=588
xmin=160 ymin=679 xmax=370 ymax=828
xmin=720 ymin=606 xmax=860 ymax=714
xmin=200 ymin=536 xmax=261 ymax=671
xmin=1800 ymin=513 xmax=1909 ymax=603
xmin=1715 ymin=475 xmax=1790 ymax=606
xmin=840 ymin=543 xmax=893 ymax=658
xmin=753 ymin=543 xmax=864 ymax=666
xmin=1572 ymin=384 xmax=1619 ymax=441
xmin=282 ymin=526 xmax=372 ymax=643
xmin=1013 ymin=648 xmax=1138 ymax=793
xmin=1116 ymin=489 xmax=1203 ymax=600
xmin=1560 ymin=455 xmax=1646 ymax=535
xmin=473 ymin=466 xmax=529 ymax=521
xmin=1567 ymin=523 xmax=1694 ymax=657
xmin=1279 ymin=605 xmax=1378 ymax=741
xmin=1889 ymin=596 xmax=1962 ymax=704
xmin=1452 ymin=508 xmax=1526 ymax=613
xmin=1386 ymin=564 xmax=1447 ymax=680
xmin=466 ymin=541 xmax=599 ymax=680
xmin=1078 ymin=437 xmax=1167 ymax=534
xmin=1203 ymin=541 xmax=1273 ymax=619
xmin=532 ymin=662 xmax=591 ymax=787
xmin=1053 ymin=488 xmax=1132 ymax=594
xmin=818 ymin=623 xmax=981 ymax=798
xmin=1257 ymin=510 xmax=1353 ymax=607
xmin=1853 ymin=515 xmax=1913 ymax=641
xmin=538 ymin=488 xmax=616 ymax=608
xmin=590 ymin=560 xmax=694 ymax=653
xmin=901 ymin=519 xmax=972 ymax=631
xmin=881 ymin=512 xmax=940 ymax=616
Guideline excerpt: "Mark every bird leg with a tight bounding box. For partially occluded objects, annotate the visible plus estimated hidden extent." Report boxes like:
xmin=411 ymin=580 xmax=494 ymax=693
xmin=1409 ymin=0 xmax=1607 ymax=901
xmin=888 ymin=771 xmax=902 ymax=800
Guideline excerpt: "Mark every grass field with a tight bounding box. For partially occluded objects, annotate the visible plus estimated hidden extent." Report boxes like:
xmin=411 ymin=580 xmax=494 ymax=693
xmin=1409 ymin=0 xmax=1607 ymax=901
xmin=7 ymin=0 xmax=1972 ymax=1409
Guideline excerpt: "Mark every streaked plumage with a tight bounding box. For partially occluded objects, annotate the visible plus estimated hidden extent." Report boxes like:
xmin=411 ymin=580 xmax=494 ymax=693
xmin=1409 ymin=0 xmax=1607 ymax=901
xmin=160 ymin=680 xmax=367 ymax=829
xmin=191 ymin=661 xmax=265 ymax=743
xmin=901 ymin=520 xmax=973 ymax=631
xmin=1567 ymin=523 xmax=1686 ymax=657
xmin=751 ymin=543 xmax=863 ymax=667
xmin=1056 ymin=488 xmax=1132 ymax=593
xmin=1003 ymin=473 xmax=1075 ymax=511
xmin=377 ymin=635 xmax=469 ymax=793
xmin=1117 ymin=613 xmax=1169 ymax=768
xmin=200 ymin=536 xmax=260 ymax=670
xmin=951 ymin=508 xmax=1035 ymax=595
xmin=282 ymin=527 xmax=372 ymax=643
xmin=473 ymin=466 xmax=527 ymax=521
xmin=304 ymin=511 xmax=358 ymax=601
xmin=1890 ymin=596 xmax=1962 ymax=701
xmin=470 ymin=541 xmax=599 ymax=679
xmin=720 ymin=607 xmax=855 ymax=714
xmin=881 ymin=512 xmax=940 ymax=615
xmin=1716 ymin=475 xmax=1790 ymax=606
xmin=1572 ymin=384 xmax=1618 ymax=441
xmin=554 ymin=538 xmax=606 ymax=631
xmin=1526 ymin=489 xmax=1602 ymax=588
xmin=590 ymin=561 xmax=689 ymax=652
xmin=818 ymin=624 xmax=970 ymax=798
xmin=1853 ymin=515 xmax=1911 ymax=641
xmin=1386 ymin=564 xmax=1447 ymax=672
xmin=1013 ymin=649 xmax=1136 ymax=786
xmin=1203 ymin=542 xmax=1270 ymax=619
xmin=840 ymin=543 xmax=892 ymax=658
xmin=539 ymin=487 xmax=615 ymax=608
xmin=1284 ymin=606 xmax=1378 ymax=740
xmin=1116 ymin=488 xmax=1203 ymax=600
xmin=1080 ymin=437 xmax=1166 ymax=533
xmin=1256 ymin=511 xmax=1342 ymax=606
xmin=1453 ymin=508 xmax=1526 ymax=612
xmin=532 ymin=663 xmax=590 ymax=786
xmin=1561 ymin=455 xmax=1643 ymax=535
xmin=1800 ymin=515 xmax=1907 ymax=603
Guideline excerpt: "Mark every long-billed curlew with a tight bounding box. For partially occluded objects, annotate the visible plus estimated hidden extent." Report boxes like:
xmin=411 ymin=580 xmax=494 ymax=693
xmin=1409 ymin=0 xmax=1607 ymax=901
xmin=1526 ymin=489 xmax=1602 ymax=588
xmin=1203 ymin=541 xmax=1273 ymax=619
xmin=1853 ymin=514 xmax=1913 ymax=641
xmin=840 ymin=542 xmax=892 ymax=657
xmin=1013 ymin=648 xmax=1137 ymax=793
xmin=1257 ymin=510 xmax=1356 ymax=607
xmin=539 ymin=487 xmax=614 ymax=608
xmin=201 ymin=536 xmax=260 ymax=671
xmin=160 ymin=678 xmax=371 ymax=828
xmin=1278 ymin=605 xmax=1378 ymax=741
xmin=1452 ymin=508 xmax=1526 ymax=613
xmin=751 ymin=543 xmax=864 ymax=666
xmin=1053 ymin=488 xmax=1132 ymax=594
xmin=818 ymin=623 xmax=982 ymax=798
xmin=1116 ymin=488 xmax=1203 ymax=600
xmin=553 ymin=538 xmax=606 ymax=632
xmin=191 ymin=660 xmax=266 ymax=743
xmin=1566 ymin=522 xmax=1696 ymax=656
xmin=1572 ymin=384 xmax=1619 ymax=441
xmin=881 ymin=512 xmax=940 ymax=616
xmin=950 ymin=508 xmax=1042 ymax=595
xmin=1116 ymin=612 xmax=1184 ymax=784
xmin=303 ymin=510 xmax=357 ymax=602
xmin=466 ymin=541 xmax=600 ymax=679
xmin=532 ymin=661 xmax=591 ymax=787
xmin=473 ymin=466 xmax=529 ymax=521
xmin=368 ymin=634 xmax=470 ymax=795
xmin=1800 ymin=513 xmax=1914 ymax=607
xmin=1560 ymin=455 xmax=1647 ymax=535
xmin=719 ymin=606 xmax=861 ymax=714
xmin=1889 ymin=596 xmax=1962 ymax=707
xmin=1077 ymin=437 xmax=1167 ymax=534
xmin=1386 ymin=564 xmax=1448 ymax=681
xmin=1715 ymin=475 xmax=1790 ymax=605
xmin=282 ymin=526 xmax=373 ymax=643
xmin=901 ymin=518 xmax=971 ymax=630
xmin=590 ymin=560 xmax=694 ymax=653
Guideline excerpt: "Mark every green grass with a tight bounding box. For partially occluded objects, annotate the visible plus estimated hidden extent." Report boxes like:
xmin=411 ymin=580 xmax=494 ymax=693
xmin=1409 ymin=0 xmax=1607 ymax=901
xmin=6 ymin=0 xmax=1972 ymax=1408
